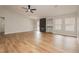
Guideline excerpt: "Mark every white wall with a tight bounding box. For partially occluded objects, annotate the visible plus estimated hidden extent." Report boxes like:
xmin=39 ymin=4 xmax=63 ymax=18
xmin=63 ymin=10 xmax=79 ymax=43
xmin=0 ymin=7 xmax=35 ymax=34
xmin=76 ymin=7 xmax=79 ymax=52
xmin=77 ymin=7 xmax=79 ymax=40
xmin=33 ymin=19 xmax=40 ymax=31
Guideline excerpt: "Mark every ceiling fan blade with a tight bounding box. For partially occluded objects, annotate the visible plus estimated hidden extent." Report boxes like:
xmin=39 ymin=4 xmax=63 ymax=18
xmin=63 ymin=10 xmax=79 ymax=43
xmin=28 ymin=5 xmax=30 ymax=9
xmin=31 ymin=9 xmax=36 ymax=10
xmin=30 ymin=10 xmax=34 ymax=13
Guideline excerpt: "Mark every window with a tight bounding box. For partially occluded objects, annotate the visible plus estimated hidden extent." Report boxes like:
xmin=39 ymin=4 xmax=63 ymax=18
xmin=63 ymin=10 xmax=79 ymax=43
xmin=53 ymin=15 xmax=76 ymax=36
xmin=54 ymin=18 xmax=62 ymax=30
xmin=64 ymin=17 xmax=75 ymax=32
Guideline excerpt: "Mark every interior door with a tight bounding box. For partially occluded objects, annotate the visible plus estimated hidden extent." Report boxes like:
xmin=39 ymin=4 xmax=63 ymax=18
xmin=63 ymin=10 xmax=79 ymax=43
xmin=40 ymin=18 xmax=46 ymax=32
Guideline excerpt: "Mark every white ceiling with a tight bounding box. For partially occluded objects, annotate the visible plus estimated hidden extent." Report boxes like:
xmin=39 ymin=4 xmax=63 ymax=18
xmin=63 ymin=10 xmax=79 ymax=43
xmin=1 ymin=5 xmax=79 ymax=17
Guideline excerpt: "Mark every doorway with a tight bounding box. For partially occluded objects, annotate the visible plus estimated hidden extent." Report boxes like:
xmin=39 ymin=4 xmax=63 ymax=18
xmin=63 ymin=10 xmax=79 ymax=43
xmin=40 ymin=18 xmax=46 ymax=32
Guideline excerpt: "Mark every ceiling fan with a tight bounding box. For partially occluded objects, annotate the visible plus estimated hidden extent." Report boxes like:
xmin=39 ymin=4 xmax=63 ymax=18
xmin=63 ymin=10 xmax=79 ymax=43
xmin=22 ymin=5 xmax=36 ymax=13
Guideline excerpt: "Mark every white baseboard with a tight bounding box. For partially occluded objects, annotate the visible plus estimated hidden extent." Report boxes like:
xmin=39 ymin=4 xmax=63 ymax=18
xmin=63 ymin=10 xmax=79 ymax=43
xmin=4 ymin=30 xmax=33 ymax=34
xmin=52 ymin=30 xmax=77 ymax=37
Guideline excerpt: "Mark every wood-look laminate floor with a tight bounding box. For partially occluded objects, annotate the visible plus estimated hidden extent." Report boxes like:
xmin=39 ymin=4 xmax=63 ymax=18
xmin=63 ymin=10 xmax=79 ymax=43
xmin=0 ymin=31 xmax=78 ymax=53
